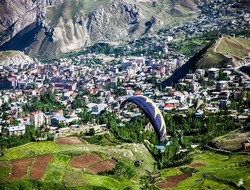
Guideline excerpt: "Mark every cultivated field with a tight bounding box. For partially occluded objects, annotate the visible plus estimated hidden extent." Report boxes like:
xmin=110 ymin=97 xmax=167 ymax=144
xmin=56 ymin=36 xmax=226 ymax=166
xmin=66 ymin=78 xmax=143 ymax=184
xmin=1 ymin=139 xmax=249 ymax=189
xmin=86 ymin=158 xmax=117 ymax=174
xmin=43 ymin=154 xmax=71 ymax=183
xmin=157 ymin=173 xmax=191 ymax=189
xmin=160 ymin=151 xmax=250 ymax=190
xmin=70 ymin=153 xmax=103 ymax=169
xmin=10 ymin=158 xmax=33 ymax=180
xmin=55 ymin=137 xmax=82 ymax=144
xmin=29 ymin=155 xmax=54 ymax=180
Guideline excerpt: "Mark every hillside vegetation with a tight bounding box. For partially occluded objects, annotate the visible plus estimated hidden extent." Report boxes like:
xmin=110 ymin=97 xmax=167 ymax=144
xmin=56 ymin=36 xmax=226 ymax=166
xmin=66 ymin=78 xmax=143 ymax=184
xmin=217 ymin=36 xmax=250 ymax=59
xmin=0 ymin=139 xmax=250 ymax=189
xmin=163 ymin=35 xmax=250 ymax=86
xmin=0 ymin=139 xmax=155 ymax=189
xmin=211 ymin=126 xmax=250 ymax=151
xmin=196 ymin=36 xmax=250 ymax=69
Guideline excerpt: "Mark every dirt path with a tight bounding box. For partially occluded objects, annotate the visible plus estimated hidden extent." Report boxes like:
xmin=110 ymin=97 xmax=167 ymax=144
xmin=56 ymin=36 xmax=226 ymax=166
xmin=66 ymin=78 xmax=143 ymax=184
xmin=214 ymin=37 xmax=222 ymax=53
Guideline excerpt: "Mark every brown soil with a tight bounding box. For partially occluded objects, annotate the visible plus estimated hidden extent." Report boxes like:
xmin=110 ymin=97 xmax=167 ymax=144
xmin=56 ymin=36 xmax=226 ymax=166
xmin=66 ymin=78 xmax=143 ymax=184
xmin=10 ymin=158 xmax=33 ymax=180
xmin=70 ymin=154 xmax=103 ymax=169
xmin=29 ymin=154 xmax=54 ymax=180
xmin=55 ymin=137 xmax=82 ymax=144
xmin=157 ymin=173 xmax=191 ymax=189
xmin=190 ymin=162 xmax=207 ymax=168
xmin=86 ymin=159 xmax=117 ymax=174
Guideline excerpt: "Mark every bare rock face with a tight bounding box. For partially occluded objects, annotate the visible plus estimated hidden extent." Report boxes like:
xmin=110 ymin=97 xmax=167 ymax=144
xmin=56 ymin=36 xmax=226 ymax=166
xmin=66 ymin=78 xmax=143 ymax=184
xmin=0 ymin=0 xmax=199 ymax=58
xmin=0 ymin=0 xmax=36 ymax=44
xmin=0 ymin=0 xmax=63 ymax=46
xmin=86 ymin=1 xmax=140 ymax=41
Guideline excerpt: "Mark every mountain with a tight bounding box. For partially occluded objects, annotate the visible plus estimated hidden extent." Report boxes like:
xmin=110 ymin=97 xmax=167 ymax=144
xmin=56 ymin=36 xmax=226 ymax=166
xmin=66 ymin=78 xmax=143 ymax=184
xmin=163 ymin=35 xmax=250 ymax=86
xmin=0 ymin=0 xmax=200 ymax=58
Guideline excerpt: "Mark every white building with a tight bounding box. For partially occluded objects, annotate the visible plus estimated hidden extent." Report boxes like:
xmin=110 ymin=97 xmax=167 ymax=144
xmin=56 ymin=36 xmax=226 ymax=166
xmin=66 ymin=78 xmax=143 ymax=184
xmin=30 ymin=111 xmax=44 ymax=128
xmin=7 ymin=125 xmax=26 ymax=136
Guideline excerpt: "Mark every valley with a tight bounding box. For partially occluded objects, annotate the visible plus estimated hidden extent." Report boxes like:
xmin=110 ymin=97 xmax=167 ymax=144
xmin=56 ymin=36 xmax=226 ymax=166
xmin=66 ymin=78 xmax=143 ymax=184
xmin=0 ymin=0 xmax=250 ymax=189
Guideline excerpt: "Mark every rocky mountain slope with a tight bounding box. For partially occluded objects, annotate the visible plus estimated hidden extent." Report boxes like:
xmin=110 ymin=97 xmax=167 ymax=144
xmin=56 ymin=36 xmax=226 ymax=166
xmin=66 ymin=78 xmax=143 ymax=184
xmin=0 ymin=0 xmax=200 ymax=58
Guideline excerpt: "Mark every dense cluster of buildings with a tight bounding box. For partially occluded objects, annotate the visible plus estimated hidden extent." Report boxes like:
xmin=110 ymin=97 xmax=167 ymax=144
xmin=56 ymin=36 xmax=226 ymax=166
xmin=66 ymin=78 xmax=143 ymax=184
xmin=129 ymin=0 xmax=250 ymax=60
xmin=0 ymin=50 xmax=250 ymax=137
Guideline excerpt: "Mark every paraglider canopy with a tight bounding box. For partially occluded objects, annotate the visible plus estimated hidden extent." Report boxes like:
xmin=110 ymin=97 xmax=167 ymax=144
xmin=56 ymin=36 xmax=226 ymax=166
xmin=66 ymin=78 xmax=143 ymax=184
xmin=120 ymin=95 xmax=166 ymax=143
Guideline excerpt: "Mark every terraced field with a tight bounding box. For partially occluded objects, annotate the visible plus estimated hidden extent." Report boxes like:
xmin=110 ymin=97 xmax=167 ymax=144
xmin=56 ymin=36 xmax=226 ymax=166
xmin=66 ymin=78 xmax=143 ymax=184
xmin=0 ymin=137 xmax=154 ymax=189
xmin=0 ymin=137 xmax=250 ymax=189
xmin=159 ymin=151 xmax=250 ymax=190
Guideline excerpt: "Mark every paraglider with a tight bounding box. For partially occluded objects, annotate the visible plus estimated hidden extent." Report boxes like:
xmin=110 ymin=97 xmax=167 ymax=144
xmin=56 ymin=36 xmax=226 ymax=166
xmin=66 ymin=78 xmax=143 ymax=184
xmin=120 ymin=95 xmax=166 ymax=143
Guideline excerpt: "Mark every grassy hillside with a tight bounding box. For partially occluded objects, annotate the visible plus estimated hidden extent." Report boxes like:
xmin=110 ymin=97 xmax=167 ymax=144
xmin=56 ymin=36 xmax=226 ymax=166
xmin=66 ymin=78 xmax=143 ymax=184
xmin=164 ymin=150 xmax=250 ymax=190
xmin=196 ymin=36 xmax=250 ymax=69
xmin=0 ymin=139 xmax=155 ymax=189
xmin=195 ymin=46 xmax=231 ymax=69
xmin=163 ymin=35 xmax=250 ymax=86
xmin=0 ymin=137 xmax=250 ymax=189
xmin=217 ymin=36 xmax=250 ymax=59
xmin=211 ymin=126 xmax=250 ymax=151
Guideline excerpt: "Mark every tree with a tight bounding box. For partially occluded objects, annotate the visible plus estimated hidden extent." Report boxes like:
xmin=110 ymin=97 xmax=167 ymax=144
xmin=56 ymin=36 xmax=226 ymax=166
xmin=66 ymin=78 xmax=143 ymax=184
xmin=89 ymin=128 xmax=95 ymax=136
xmin=12 ymin=118 xmax=19 ymax=126
xmin=2 ymin=112 xmax=8 ymax=120
xmin=58 ymin=122 xmax=66 ymax=128
xmin=1 ymin=102 xmax=9 ymax=111
xmin=34 ymin=84 xmax=38 ymax=89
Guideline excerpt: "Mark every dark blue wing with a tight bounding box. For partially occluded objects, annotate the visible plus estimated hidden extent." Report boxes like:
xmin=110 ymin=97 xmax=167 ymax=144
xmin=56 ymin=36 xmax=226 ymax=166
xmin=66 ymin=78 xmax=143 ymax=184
xmin=120 ymin=95 xmax=166 ymax=142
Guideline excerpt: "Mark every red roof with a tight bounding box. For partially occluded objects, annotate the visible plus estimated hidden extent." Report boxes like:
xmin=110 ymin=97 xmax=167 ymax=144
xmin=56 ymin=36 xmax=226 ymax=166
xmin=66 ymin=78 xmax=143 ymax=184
xmin=164 ymin=104 xmax=174 ymax=108
xmin=134 ymin=91 xmax=142 ymax=95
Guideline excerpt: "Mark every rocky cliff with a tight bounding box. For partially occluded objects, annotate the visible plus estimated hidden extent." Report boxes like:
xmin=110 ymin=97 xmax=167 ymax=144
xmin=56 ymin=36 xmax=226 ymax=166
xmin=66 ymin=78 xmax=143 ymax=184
xmin=0 ymin=0 xmax=199 ymax=58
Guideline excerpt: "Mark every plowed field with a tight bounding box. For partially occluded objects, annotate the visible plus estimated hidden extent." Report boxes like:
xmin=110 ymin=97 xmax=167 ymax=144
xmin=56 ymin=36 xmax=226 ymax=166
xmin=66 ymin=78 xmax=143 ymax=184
xmin=29 ymin=154 xmax=54 ymax=180
xmin=86 ymin=159 xmax=117 ymax=174
xmin=190 ymin=162 xmax=206 ymax=168
xmin=157 ymin=173 xmax=191 ymax=189
xmin=70 ymin=154 xmax=103 ymax=169
xmin=55 ymin=137 xmax=82 ymax=144
xmin=10 ymin=158 xmax=33 ymax=180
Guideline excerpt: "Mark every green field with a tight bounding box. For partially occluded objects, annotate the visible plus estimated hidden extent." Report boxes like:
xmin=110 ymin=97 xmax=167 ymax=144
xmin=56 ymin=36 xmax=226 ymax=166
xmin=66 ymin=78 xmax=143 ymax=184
xmin=0 ymin=140 xmax=249 ymax=189
xmin=43 ymin=154 xmax=71 ymax=183
xmin=0 ymin=142 xmax=60 ymax=160
xmin=217 ymin=36 xmax=250 ymax=59
xmin=159 ymin=151 xmax=250 ymax=190
xmin=0 ymin=140 xmax=155 ymax=189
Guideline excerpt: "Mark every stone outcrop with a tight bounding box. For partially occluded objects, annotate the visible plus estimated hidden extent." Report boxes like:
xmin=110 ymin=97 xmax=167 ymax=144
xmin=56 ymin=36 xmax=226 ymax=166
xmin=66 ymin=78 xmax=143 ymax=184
xmin=0 ymin=0 xmax=199 ymax=58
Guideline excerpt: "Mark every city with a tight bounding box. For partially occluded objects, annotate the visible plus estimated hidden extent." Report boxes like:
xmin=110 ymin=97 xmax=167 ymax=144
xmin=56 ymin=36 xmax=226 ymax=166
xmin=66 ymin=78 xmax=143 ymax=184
xmin=0 ymin=0 xmax=250 ymax=189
